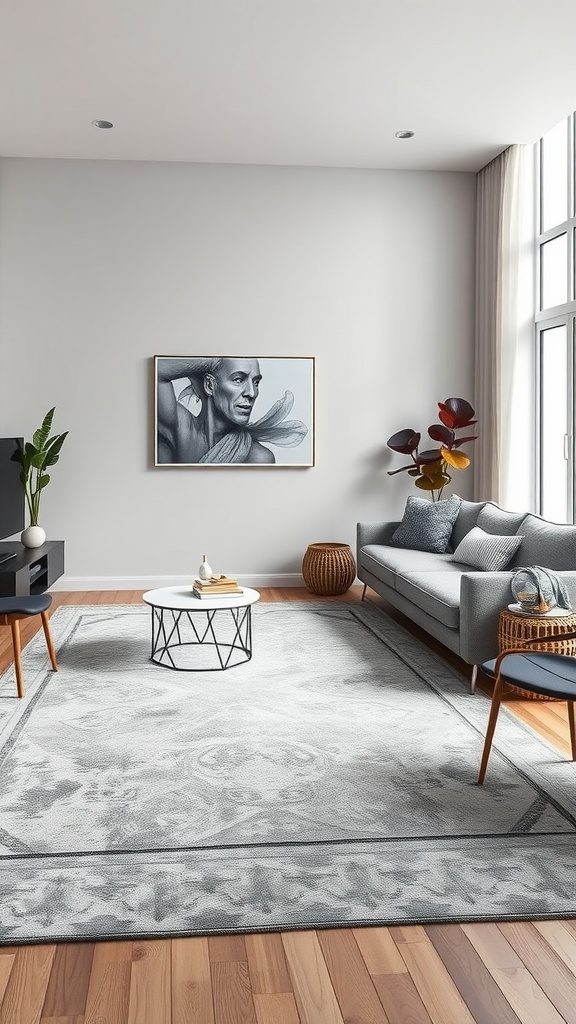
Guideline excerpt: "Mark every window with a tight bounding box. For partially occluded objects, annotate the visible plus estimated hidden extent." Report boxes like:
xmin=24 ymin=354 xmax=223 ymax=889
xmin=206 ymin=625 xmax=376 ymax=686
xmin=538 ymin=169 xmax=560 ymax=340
xmin=536 ymin=113 xmax=576 ymax=522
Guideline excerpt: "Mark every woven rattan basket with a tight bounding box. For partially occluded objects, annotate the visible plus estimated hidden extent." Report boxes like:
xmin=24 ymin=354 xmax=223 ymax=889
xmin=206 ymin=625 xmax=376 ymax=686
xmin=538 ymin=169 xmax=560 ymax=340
xmin=302 ymin=542 xmax=356 ymax=596
xmin=498 ymin=608 xmax=576 ymax=699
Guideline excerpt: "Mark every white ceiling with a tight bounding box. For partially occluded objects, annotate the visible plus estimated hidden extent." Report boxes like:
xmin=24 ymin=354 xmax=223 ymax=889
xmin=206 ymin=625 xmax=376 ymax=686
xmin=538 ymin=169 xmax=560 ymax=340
xmin=1 ymin=0 xmax=575 ymax=172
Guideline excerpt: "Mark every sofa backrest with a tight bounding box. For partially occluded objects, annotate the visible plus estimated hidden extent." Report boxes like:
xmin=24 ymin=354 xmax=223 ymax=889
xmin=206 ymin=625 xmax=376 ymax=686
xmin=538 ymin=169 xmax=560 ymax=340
xmin=510 ymin=514 xmax=576 ymax=570
xmin=450 ymin=500 xmax=485 ymax=549
xmin=476 ymin=503 xmax=526 ymax=536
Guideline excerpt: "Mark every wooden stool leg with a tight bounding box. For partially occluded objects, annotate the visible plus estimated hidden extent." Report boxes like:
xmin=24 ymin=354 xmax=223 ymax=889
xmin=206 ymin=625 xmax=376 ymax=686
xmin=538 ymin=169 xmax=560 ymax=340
xmin=10 ymin=618 xmax=24 ymax=699
xmin=478 ymin=675 xmax=505 ymax=784
xmin=568 ymin=701 xmax=576 ymax=761
xmin=40 ymin=611 xmax=58 ymax=672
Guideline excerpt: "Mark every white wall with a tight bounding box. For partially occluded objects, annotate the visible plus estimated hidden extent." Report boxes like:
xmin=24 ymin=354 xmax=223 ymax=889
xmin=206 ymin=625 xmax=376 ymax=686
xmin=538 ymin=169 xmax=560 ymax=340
xmin=0 ymin=158 xmax=476 ymax=589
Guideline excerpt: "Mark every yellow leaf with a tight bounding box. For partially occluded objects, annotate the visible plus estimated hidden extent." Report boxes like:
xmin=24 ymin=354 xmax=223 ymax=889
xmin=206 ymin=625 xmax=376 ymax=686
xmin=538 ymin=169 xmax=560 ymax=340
xmin=441 ymin=448 xmax=470 ymax=470
xmin=415 ymin=471 xmax=451 ymax=490
xmin=421 ymin=460 xmax=443 ymax=479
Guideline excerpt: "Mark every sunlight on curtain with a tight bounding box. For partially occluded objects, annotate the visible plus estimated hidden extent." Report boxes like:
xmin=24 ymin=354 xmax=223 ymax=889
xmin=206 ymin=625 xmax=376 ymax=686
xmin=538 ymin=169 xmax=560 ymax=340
xmin=474 ymin=145 xmax=535 ymax=509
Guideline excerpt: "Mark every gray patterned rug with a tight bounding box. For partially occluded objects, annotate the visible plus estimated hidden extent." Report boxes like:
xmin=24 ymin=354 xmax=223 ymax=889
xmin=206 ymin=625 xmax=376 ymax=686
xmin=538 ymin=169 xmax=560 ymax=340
xmin=1 ymin=600 xmax=576 ymax=944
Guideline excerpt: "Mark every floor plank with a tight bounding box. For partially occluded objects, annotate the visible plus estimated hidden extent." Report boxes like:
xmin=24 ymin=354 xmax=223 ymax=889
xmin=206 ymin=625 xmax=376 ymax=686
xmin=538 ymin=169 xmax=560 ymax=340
xmin=171 ymin=937 xmax=215 ymax=1024
xmin=425 ymin=924 xmax=522 ymax=1024
xmin=281 ymin=931 xmax=344 ymax=1024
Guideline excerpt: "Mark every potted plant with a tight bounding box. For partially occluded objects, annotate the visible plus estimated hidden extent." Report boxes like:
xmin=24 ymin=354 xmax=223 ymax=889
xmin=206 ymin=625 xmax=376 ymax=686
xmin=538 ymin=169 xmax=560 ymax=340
xmin=387 ymin=397 xmax=477 ymax=502
xmin=12 ymin=407 xmax=68 ymax=548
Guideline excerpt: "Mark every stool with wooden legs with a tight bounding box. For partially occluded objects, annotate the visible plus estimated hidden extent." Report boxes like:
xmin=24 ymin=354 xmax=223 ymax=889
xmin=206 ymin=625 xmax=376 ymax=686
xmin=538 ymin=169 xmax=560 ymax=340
xmin=478 ymin=631 xmax=576 ymax=784
xmin=0 ymin=594 xmax=58 ymax=698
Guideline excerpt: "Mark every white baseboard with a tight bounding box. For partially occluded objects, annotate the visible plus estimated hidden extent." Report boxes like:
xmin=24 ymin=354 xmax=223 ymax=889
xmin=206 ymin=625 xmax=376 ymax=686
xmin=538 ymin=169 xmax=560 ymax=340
xmin=50 ymin=573 xmax=309 ymax=592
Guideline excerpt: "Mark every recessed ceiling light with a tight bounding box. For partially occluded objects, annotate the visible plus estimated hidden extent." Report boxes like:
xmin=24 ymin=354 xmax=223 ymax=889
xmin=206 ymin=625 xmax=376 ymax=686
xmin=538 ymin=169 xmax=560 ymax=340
xmin=395 ymin=130 xmax=415 ymax=139
xmin=91 ymin=119 xmax=114 ymax=130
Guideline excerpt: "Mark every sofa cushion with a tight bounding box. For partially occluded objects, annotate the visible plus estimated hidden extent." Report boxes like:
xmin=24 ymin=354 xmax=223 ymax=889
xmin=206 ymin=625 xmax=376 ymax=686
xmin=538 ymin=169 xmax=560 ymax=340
xmin=394 ymin=569 xmax=463 ymax=629
xmin=389 ymin=494 xmax=461 ymax=553
xmin=476 ymin=502 xmax=525 ymax=536
xmin=360 ymin=544 xmax=455 ymax=588
xmin=449 ymin=498 xmax=485 ymax=549
xmin=450 ymin=526 xmax=523 ymax=572
xmin=509 ymin=515 xmax=576 ymax=571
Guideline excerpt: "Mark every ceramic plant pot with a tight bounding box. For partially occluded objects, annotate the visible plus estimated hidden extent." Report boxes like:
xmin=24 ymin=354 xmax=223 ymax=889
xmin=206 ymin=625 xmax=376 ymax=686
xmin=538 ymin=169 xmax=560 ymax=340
xmin=21 ymin=525 xmax=46 ymax=549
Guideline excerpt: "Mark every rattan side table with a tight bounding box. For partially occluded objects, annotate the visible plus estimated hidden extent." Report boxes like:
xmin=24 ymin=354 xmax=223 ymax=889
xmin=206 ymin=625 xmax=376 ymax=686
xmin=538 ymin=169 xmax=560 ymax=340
xmin=302 ymin=542 xmax=357 ymax=596
xmin=498 ymin=607 xmax=576 ymax=700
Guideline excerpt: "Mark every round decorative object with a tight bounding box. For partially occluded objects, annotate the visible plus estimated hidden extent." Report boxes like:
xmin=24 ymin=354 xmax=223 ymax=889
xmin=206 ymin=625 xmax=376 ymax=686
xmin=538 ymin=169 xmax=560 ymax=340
xmin=302 ymin=542 xmax=356 ymax=596
xmin=21 ymin=525 xmax=46 ymax=549
xmin=198 ymin=554 xmax=213 ymax=580
xmin=498 ymin=607 xmax=576 ymax=700
xmin=511 ymin=569 xmax=555 ymax=613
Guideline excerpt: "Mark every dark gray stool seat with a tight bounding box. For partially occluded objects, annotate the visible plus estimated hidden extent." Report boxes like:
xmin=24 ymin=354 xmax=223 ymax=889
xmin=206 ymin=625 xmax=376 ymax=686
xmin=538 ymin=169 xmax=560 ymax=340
xmin=0 ymin=593 xmax=57 ymax=698
xmin=0 ymin=594 xmax=52 ymax=616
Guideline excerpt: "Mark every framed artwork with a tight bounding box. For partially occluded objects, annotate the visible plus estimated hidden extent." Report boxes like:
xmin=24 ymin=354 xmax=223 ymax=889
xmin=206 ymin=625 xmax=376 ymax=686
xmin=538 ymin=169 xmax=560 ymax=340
xmin=154 ymin=355 xmax=315 ymax=467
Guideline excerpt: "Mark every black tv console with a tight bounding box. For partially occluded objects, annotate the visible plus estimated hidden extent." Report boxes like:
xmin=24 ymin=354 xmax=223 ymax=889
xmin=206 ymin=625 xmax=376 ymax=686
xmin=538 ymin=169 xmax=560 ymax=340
xmin=0 ymin=540 xmax=65 ymax=597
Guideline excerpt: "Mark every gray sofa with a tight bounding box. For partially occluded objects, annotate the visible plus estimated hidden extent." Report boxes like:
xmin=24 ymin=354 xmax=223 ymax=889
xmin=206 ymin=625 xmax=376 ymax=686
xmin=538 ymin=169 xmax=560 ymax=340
xmin=357 ymin=499 xmax=576 ymax=691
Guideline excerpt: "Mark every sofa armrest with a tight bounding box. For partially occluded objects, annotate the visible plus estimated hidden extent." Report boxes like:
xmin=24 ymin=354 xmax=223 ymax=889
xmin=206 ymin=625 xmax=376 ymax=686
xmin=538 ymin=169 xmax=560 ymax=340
xmin=459 ymin=570 xmax=576 ymax=666
xmin=357 ymin=521 xmax=400 ymax=549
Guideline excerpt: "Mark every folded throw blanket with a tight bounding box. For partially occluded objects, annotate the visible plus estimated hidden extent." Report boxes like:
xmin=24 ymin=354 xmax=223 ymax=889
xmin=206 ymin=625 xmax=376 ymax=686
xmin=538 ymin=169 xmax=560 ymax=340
xmin=512 ymin=566 xmax=571 ymax=612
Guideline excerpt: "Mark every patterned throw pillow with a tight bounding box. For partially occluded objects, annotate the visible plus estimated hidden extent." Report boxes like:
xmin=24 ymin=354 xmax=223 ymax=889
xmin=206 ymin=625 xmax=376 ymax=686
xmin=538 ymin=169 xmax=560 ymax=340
xmin=390 ymin=494 xmax=462 ymax=553
xmin=450 ymin=525 xmax=523 ymax=571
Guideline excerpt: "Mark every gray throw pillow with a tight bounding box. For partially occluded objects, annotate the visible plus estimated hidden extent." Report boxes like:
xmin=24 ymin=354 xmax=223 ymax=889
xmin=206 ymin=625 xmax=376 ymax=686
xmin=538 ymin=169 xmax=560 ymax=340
xmin=450 ymin=525 xmax=523 ymax=571
xmin=390 ymin=494 xmax=462 ymax=553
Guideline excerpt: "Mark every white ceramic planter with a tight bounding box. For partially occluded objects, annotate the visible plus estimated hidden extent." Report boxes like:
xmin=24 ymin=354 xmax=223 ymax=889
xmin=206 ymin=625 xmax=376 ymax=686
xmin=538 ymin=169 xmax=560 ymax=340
xmin=21 ymin=525 xmax=46 ymax=549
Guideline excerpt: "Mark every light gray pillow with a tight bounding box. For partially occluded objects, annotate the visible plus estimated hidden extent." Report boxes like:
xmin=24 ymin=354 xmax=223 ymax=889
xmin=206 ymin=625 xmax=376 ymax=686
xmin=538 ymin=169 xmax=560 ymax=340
xmin=450 ymin=525 xmax=523 ymax=571
xmin=390 ymin=494 xmax=462 ymax=553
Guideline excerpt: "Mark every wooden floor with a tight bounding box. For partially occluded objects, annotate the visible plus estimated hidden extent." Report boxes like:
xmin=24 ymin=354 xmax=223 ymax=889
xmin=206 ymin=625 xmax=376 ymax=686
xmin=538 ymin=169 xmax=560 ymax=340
xmin=1 ymin=587 xmax=576 ymax=1024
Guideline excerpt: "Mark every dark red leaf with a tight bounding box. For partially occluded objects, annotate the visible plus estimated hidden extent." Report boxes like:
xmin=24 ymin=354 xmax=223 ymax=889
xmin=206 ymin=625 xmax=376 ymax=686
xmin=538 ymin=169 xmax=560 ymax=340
xmin=452 ymin=435 xmax=478 ymax=448
xmin=416 ymin=449 xmax=443 ymax=465
xmin=387 ymin=429 xmax=421 ymax=454
xmin=438 ymin=397 xmax=476 ymax=429
xmin=428 ymin=424 xmax=454 ymax=446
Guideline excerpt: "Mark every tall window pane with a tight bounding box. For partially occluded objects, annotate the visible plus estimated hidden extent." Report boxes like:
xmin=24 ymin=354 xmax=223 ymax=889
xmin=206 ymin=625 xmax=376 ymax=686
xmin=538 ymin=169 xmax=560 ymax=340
xmin=541 ymin=233 xmax=567 ymax=309
xmin=541 ymin=118 xmax=568 ymax=231
xmin=540 ymin=324 xmax=569 ymax=522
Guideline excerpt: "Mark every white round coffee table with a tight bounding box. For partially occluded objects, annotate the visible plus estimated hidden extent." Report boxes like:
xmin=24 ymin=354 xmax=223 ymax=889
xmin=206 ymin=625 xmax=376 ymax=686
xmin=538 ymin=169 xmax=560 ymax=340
xmin=142 ymin=585 xmax=260 ymax=671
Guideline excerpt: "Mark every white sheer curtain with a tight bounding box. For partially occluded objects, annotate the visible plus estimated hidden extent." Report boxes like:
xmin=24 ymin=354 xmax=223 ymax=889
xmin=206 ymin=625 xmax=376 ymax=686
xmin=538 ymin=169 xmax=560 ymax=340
xmin=474 ymin=144 xmax=535 ymax=509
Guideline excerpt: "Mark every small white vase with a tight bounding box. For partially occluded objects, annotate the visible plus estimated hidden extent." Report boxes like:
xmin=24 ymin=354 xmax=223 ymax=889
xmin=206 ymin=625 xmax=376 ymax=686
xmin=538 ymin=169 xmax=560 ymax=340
xmin=198 ymin=554 xmax=213 ymax=580
xmin=21 ymin=525 xmax=46 ymax=549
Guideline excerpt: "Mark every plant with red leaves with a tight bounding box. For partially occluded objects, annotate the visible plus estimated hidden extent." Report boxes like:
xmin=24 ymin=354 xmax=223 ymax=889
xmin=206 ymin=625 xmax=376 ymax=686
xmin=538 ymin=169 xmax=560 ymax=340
xmin=387 ymin=398 xmax=477 ymax=502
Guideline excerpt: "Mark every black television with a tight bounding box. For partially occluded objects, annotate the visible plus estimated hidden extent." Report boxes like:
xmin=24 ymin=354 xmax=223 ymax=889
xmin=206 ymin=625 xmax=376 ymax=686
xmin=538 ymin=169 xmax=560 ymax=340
xmin=0 ymin=437 xmax=25 ymax=542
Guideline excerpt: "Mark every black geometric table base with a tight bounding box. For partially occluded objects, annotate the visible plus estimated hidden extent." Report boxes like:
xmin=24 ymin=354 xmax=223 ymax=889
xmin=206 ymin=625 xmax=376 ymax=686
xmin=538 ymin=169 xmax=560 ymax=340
xmin=149 ymin=603 xmax=253 ymax=671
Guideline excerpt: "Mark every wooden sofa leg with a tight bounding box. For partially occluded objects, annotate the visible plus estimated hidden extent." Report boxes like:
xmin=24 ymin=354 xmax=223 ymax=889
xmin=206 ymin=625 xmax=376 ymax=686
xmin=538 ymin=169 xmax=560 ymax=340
xmin=470 ymin=665 xmax=478 ymax=694
xmin=10 ymin=618 xmax=24 ymax=699
xmin=361 ymin=583 xmax=367 ymax=601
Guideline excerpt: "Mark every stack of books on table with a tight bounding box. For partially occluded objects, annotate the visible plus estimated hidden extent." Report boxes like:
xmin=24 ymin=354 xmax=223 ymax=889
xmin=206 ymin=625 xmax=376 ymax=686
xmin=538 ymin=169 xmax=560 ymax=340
xmin=192 ymin=575 xmax=243 ymax=599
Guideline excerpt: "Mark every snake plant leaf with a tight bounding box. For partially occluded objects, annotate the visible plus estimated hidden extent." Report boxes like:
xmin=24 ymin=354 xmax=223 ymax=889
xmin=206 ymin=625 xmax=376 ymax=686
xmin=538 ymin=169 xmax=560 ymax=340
xmin=387 ymin=429 xmax=421 ymax=454
xmin=32 ymin=407 xmax=55 ymax=450
xmin=442 ymin=448 xmax=471 ymax=469
xmin=428 ymin=423 xmax=454 ymax=445
xmin=438 ymin=398 xmax=477 ymax=430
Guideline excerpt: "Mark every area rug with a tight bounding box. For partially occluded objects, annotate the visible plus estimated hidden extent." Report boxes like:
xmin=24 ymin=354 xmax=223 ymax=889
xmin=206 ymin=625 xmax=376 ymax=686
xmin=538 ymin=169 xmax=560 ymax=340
xmin=1 ymin=600 xmax=576 ymax=944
